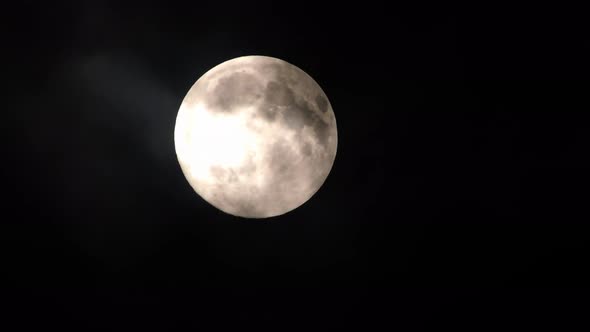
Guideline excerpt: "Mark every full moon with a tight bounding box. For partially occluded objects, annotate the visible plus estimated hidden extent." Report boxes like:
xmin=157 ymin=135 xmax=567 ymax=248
xmin=174 ymin=56 xmax=337 ymax=218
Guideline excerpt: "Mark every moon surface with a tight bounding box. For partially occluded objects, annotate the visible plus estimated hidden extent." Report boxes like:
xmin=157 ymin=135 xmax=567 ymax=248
xmin=174 ymin=56 xmax=337 ymax=218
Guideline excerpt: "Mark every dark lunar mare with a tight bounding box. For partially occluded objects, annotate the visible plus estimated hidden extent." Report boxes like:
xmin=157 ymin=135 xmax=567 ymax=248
xmin=262 ymin=78 xmax=331 ymax=147
xmin=207 ymin=71 xmax=264 ymax=112
xmin=205 ymin=59 xmax=332 ymax=149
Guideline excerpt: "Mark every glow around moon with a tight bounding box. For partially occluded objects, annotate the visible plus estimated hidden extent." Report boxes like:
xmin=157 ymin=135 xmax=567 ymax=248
xmin=174 ymin=56 xmax=337 ymax=218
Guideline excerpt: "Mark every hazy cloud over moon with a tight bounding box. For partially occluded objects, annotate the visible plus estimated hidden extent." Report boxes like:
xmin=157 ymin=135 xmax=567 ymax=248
xmin=174 ymin=56 xmax=337 ymax=218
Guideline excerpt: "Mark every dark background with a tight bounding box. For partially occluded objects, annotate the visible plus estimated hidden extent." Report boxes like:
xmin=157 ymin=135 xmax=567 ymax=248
xmin=5 ymin=1 xmax=590 ymax=330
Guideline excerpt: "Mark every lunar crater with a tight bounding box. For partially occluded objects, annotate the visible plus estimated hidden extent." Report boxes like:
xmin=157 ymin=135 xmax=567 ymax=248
xmin=315 ymin=95 xmax=329 ymax=113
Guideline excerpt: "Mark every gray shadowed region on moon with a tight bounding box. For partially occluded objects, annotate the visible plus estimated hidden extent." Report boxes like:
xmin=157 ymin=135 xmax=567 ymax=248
xmin=174 ymin=55 xmax=337 ymax=218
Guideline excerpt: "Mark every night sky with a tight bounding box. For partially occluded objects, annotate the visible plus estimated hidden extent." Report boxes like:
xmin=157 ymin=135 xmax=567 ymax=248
xmin=6 ymin=1 xmax=590 ymax=330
